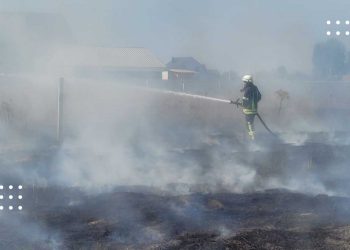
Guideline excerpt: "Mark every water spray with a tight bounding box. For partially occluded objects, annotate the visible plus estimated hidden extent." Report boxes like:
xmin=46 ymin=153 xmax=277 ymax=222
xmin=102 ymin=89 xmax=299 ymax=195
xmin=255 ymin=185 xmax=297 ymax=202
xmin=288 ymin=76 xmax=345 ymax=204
xmin=146 ymin=88 xmax=232 ymax=104
xmin=144 ymin=87 xmax=277 ymax=136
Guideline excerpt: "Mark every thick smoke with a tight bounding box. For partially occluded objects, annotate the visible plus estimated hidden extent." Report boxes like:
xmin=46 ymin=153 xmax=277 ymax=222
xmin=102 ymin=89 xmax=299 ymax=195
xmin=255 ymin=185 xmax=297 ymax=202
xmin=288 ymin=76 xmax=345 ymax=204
xmin=0 ymin=75 xmax=348 ymax=197
xmin=1 ymin=1 xmax=350 ymax=247
xmin=0 ymin=21 xmax=347 ymax=198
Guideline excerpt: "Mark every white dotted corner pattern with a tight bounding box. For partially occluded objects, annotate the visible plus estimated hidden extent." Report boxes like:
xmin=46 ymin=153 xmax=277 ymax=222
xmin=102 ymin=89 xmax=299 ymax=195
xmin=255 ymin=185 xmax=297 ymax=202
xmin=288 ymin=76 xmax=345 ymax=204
xmin=326 ymin=20 xmax=350 ymax=36
xmin=0 ymin=185 xmax=23 ymax=211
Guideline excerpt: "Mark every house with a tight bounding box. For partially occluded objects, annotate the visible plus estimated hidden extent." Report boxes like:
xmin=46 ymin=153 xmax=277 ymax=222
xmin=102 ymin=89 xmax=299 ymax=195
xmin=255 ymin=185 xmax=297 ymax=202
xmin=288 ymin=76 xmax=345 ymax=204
xmin=165 ymin=57 xmax=219 ymax=81
xmin=167 ymin=57 xmax=207 ymax=73
xmin=163 ymin=56 xmax=221 ymax=93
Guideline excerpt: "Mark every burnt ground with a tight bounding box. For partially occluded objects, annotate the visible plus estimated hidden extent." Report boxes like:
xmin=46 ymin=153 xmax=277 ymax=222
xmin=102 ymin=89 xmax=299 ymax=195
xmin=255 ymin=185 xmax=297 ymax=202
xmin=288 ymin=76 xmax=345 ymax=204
xmin=1 ymin=133 xmax=350 ymax=249
xmin=5 ymin=187 xmax=350 ymax=249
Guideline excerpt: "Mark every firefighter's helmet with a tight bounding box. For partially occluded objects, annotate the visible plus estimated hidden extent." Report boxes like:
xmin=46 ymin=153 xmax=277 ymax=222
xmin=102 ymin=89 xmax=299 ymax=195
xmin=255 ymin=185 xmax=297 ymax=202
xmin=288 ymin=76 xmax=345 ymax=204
xmin=242 ymin=75 xmax=253 ymax=83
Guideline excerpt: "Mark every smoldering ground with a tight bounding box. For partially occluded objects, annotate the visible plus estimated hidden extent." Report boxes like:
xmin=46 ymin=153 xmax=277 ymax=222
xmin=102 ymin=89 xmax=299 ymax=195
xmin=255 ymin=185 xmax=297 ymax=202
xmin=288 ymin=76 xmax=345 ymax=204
xmin=0 ymin=75 xmax=349 ymax=249
xmin=1 ymin=1 xmax=350 ymax=247
xmin=0 ymin=1 xmax=349 ymax=194
xmin=0 ymin=75 xmax=346 ymax=193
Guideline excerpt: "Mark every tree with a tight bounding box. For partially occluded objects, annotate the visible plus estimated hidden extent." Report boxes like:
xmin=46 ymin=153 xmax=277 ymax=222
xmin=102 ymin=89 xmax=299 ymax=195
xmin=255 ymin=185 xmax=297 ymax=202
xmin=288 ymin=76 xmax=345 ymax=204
xmin=275 ymin=89 xmax=289 ymax=116
xmin=312 ymin=39 xmax=346 ymax=80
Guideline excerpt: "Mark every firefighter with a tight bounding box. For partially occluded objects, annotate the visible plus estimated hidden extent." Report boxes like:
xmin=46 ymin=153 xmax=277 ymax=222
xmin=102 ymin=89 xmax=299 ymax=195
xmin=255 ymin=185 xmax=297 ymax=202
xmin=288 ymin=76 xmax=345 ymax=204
xmin=237 ymin=75 xmax=261 ymax=140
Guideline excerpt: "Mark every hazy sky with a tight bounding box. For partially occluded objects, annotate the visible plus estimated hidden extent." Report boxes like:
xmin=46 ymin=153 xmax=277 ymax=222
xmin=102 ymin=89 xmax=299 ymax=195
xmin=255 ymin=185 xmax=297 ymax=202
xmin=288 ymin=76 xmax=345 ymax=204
xmin=1 ymin=0 xmax=350 ymax=72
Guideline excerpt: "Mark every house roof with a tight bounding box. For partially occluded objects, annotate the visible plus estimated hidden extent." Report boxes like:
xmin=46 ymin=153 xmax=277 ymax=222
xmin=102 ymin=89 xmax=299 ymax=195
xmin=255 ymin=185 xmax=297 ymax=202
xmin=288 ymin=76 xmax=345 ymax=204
xmin=53 ymin=47 xmax=165 ymax=70
xmin=166 ymin=57 xmax=207 ymax=73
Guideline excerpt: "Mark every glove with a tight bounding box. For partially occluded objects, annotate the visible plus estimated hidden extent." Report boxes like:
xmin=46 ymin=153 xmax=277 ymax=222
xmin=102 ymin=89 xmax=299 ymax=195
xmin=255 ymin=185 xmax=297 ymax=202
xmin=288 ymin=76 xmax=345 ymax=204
xmin=230 ymin=99 xmax=241 ymax=108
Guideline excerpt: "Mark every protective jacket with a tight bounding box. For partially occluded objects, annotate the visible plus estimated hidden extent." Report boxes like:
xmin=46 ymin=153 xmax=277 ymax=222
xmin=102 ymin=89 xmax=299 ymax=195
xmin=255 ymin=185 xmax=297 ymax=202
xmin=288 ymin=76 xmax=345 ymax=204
xmin=241 ymin=82 xmax=261 ymax=115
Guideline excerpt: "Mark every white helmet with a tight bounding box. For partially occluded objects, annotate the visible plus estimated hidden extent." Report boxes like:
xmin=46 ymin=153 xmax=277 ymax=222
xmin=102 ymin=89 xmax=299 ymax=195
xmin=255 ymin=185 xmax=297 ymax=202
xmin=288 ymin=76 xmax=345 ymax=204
xmin=242 ymin=75 xmax=253 ymax=83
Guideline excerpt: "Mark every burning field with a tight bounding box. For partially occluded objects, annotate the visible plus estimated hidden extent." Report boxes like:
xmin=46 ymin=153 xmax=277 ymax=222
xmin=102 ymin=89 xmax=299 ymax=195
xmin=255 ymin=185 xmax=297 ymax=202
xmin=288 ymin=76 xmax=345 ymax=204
xmin=7 ymin=185 xmax=350 ymax=249
xmin=1 ymin=1 xmax=350 ymax=249
xmin=1 ymin=130 xmax=350 ymax=249
xmin=0 ymin=78 xmax=349 ymax=249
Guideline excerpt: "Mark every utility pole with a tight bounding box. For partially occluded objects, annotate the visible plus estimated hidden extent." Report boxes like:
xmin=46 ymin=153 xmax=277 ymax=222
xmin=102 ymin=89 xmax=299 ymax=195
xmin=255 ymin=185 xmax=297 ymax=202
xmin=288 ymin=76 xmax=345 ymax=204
xmin=57 ymin=77 xmax=64 ymax=144
xmin=182 ymin=77 xmax=185 ymax=92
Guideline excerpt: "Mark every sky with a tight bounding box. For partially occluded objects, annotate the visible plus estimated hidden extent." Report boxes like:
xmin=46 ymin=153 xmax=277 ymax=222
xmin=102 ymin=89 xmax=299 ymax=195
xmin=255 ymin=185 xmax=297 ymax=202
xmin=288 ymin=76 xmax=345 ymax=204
xmin=1 ymin=0 xmax=350 ymax=73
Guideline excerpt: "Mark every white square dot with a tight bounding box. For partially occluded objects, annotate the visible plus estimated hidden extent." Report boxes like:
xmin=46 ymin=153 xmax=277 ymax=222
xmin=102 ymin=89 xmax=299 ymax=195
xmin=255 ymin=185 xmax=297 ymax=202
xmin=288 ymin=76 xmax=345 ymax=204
xmin=327 ymin=31 xmax=331 ymax=36
xmin=0 ymin=185 xmax=3 ymax=190
xmin=9 ymin=206 xmax=13 ymax=210
xmin=346 ymin=20 xmax=350 ymax=25
xmin=0 ymin=206 xmax=3 ymax=210
xmin=18 ymin=185 xmax=23 ymax=190
xmin=18 ymin=206 xmax=22 ymax=210
xmin=326 ymin=20 xmax=331 ymax=25
xmin=336 ymin=20 xmax=341 ymax=25
xmin=9 ymin=185 xmax=13 ymax=190
xmin=18 ymin=195 xmax=22 ymax=200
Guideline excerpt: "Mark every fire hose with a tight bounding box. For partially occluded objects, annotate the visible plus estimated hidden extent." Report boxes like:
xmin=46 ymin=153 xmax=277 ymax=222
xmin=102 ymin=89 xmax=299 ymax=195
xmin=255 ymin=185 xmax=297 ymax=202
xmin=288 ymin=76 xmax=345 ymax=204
xmin=142 ymin=88 xmax=277 ymax=137
xmin=230 ymin=99 xmax=277 ymax=137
